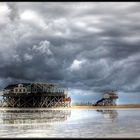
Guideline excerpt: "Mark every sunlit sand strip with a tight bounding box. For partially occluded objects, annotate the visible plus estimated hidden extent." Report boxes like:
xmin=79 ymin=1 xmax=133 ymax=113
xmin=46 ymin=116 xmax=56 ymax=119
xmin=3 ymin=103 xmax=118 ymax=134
xmin=0 ymin=105 xmax=140 ymax=111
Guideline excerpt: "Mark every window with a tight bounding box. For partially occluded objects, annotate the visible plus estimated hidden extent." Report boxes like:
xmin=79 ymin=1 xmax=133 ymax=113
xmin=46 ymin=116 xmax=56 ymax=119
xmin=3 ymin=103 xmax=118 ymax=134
xmin=19 ymin=89 xmax=22 ymax=92
xmin=15 ymin=89 xmax=18 ymax=92
xmin=23 ymin=89 xmax=25 ymax=92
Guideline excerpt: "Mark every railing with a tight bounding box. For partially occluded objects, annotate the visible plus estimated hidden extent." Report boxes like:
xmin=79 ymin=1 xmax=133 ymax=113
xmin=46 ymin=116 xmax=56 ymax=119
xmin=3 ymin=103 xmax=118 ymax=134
xmin=2 ymin=84 xmax=67 ymax=96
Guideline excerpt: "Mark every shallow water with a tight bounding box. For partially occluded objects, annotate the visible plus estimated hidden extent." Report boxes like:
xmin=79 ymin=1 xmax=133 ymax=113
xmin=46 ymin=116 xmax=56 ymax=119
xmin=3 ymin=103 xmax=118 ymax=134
xmin=0 ymin=108 xmax=140 ymax=138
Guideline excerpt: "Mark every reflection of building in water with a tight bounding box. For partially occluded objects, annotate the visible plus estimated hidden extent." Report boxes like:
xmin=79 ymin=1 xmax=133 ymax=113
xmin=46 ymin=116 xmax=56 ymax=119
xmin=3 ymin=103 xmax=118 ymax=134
xmin=0 ymin=110 xmax=71 ymax=125
xmin=96 ymin=110 xmax=118 ymax=121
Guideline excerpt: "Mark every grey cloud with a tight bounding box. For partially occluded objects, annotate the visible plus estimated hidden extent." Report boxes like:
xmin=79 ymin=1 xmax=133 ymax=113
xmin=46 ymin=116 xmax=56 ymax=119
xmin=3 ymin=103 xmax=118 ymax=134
xmin=0 ymin=2 xmax=140 ymax=103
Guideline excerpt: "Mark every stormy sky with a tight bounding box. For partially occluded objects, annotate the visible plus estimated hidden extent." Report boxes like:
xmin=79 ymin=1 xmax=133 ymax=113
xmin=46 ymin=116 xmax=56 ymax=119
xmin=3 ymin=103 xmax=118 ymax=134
xmin=0 ymin=2 xmax=140 ymax=104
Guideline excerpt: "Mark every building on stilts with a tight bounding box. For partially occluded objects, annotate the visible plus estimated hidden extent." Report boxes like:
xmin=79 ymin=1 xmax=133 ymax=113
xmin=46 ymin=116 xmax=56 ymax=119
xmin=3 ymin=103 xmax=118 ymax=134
xmin=94 ymin=90 xmax=118 ymax=106
xmin=1 ymin=82 xmax=71 ymax=108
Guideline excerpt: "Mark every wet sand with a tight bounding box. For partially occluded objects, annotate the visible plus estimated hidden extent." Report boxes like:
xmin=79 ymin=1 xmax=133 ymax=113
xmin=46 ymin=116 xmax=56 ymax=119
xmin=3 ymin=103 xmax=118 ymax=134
xmin=0 ymin=108 xmax=139 ymax=138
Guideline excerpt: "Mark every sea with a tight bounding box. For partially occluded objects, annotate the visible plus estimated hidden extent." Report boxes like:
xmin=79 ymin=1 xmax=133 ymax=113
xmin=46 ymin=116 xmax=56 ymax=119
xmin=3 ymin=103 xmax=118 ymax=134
xmin=0 ymin=108 xmax=139 ymax=138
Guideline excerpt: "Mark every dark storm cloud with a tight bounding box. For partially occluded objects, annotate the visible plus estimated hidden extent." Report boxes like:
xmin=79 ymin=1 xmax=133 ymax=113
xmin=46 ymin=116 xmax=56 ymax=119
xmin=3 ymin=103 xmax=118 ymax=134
xmin=0 ymin=2 xmax=140 ymax=103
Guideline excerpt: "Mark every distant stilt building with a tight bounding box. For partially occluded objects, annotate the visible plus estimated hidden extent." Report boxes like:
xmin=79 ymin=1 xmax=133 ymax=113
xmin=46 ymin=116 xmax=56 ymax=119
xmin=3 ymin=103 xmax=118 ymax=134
xmin=94 ymin=90 xmax=118 ymax=106
xmin=1 ymin=83 xmax=71 ymax=108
